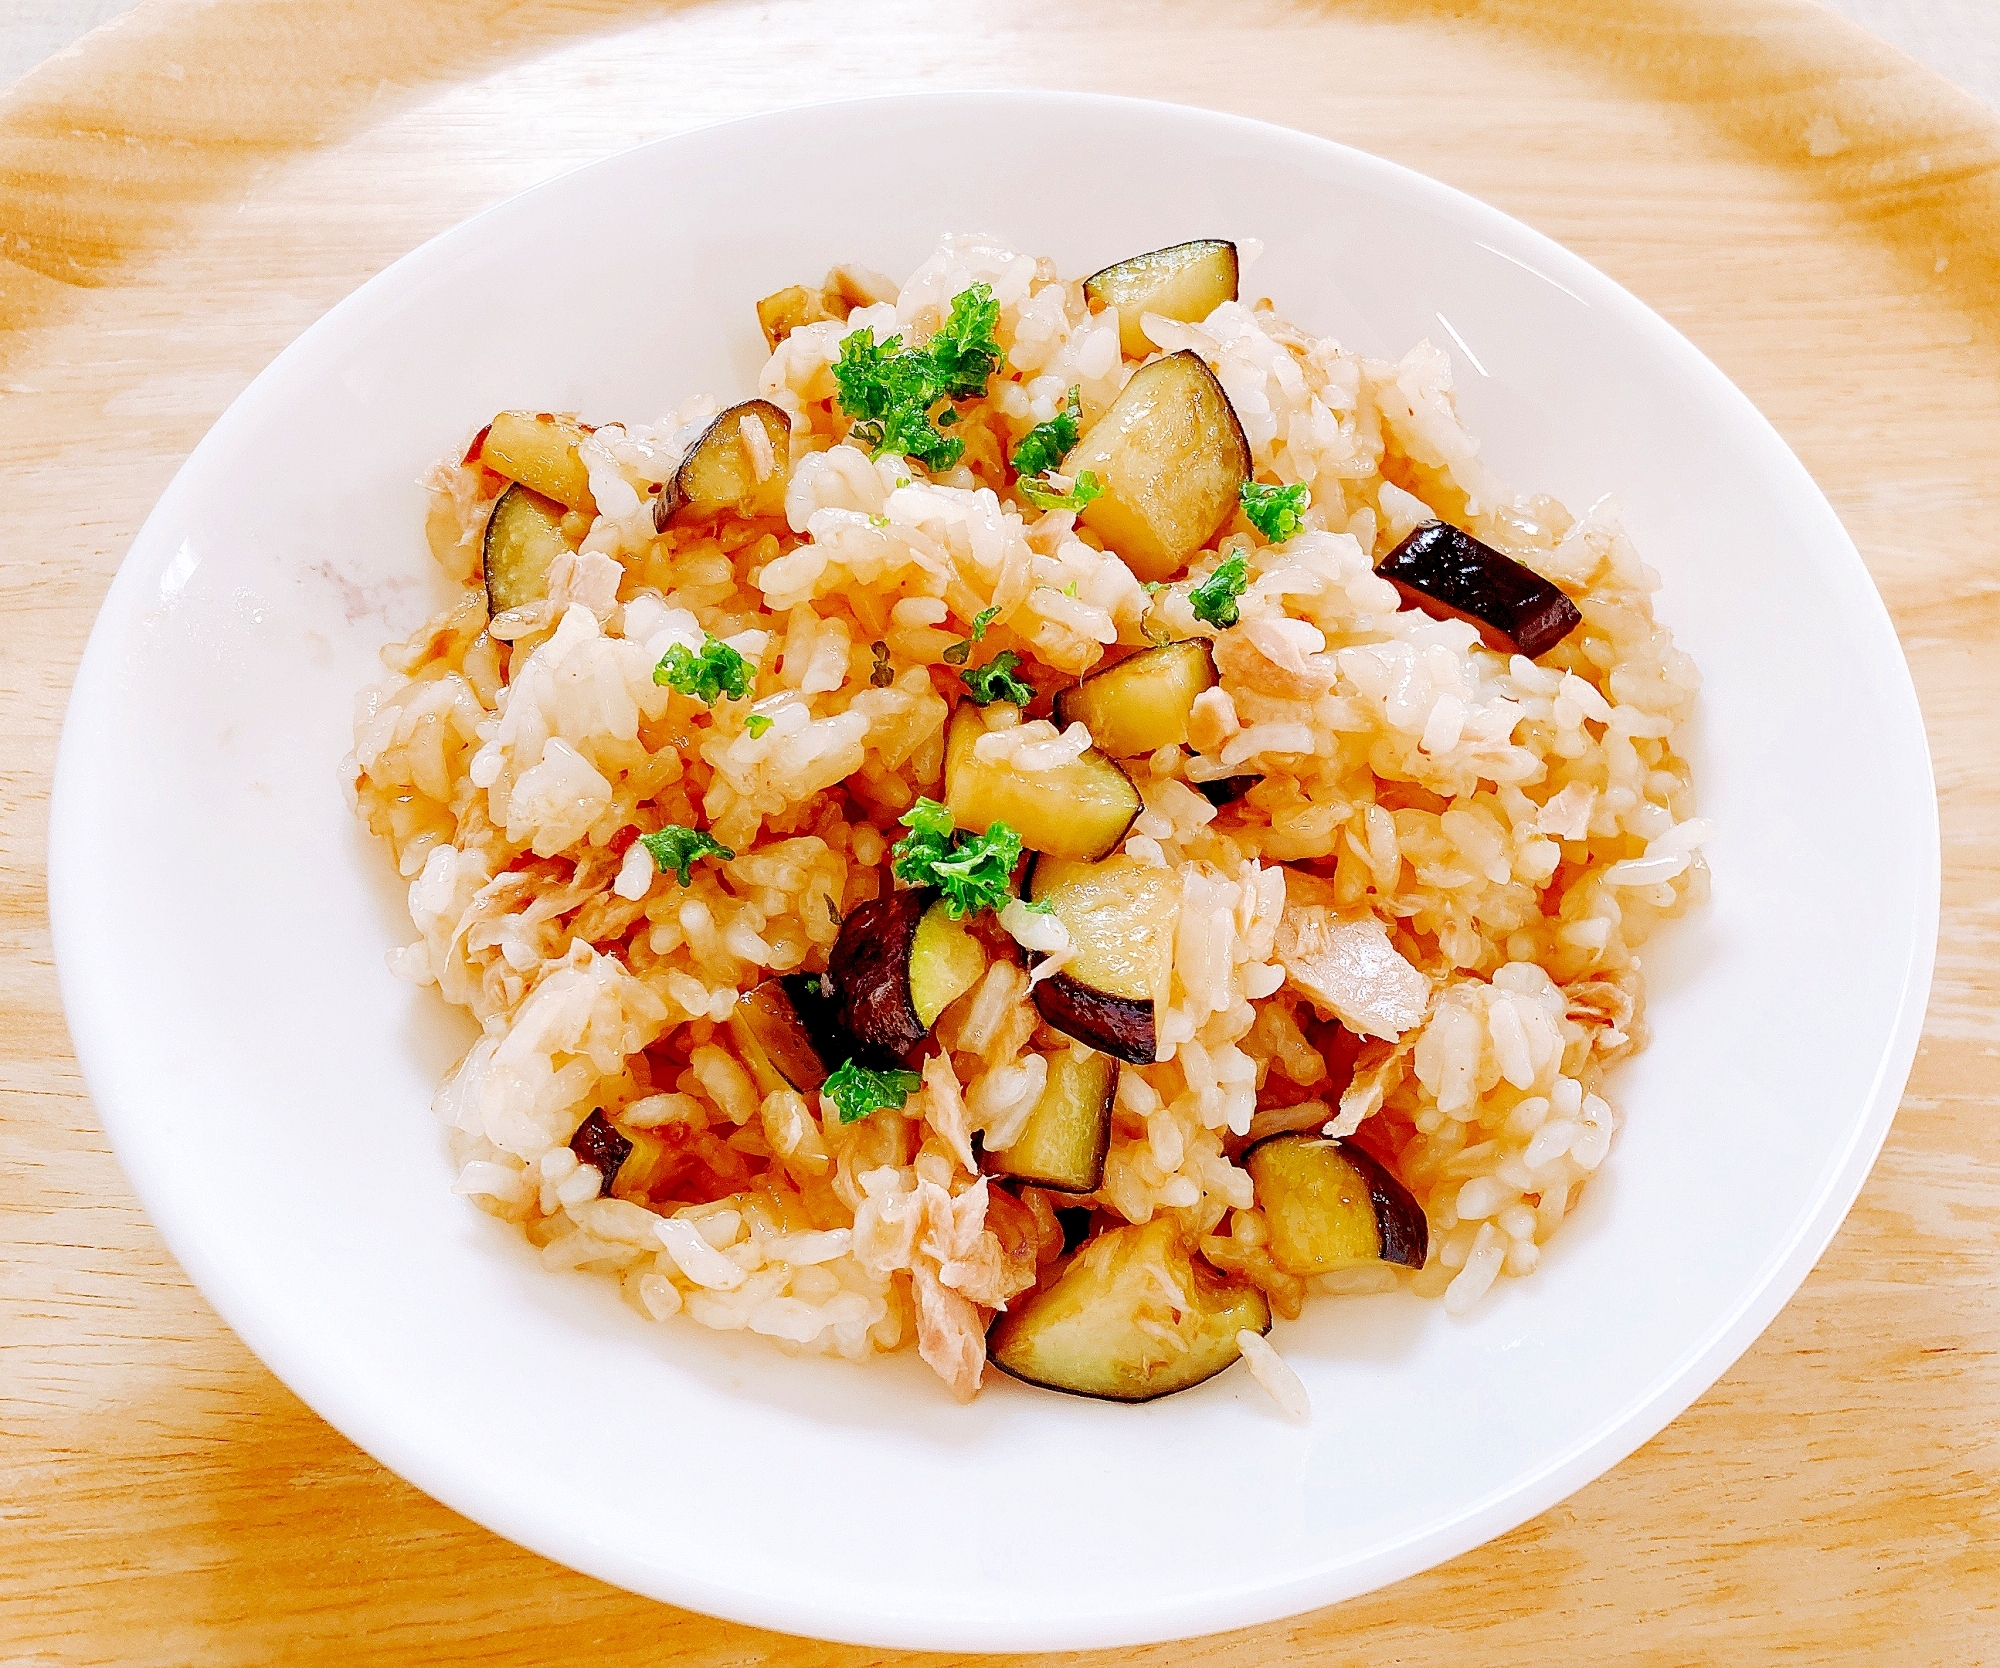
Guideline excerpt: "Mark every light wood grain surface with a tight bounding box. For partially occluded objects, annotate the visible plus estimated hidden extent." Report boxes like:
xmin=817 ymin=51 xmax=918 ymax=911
xmin=4 ymin=1 xmax=1998 ymax=1662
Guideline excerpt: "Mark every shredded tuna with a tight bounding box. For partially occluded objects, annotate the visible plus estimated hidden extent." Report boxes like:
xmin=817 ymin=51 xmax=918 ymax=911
xmin=1275 ymin=906 xmax=1431 ymax=1040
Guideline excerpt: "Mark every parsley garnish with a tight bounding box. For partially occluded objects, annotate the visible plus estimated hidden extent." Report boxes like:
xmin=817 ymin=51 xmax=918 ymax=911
xmin=942 ymin=605 xmax=1004 ymax=667
xmin=1018 ymin=470 xmax=1105 ymax=513
xmin=891 ymin=799 xmax=1024 ymax=919
xmin=960 ymin=650 xmax=1035 ymax=706
xmin=744 ymin=713 xmax=773 ymax=738
xmin=640 ymin=826 xmax=734 ymax=885
xmin=831 ymin=283 xmax=1005 ymax=472
xmin=1011 ymin=386 xmax=1083 ymax=477
xmin=1240 ymin=480 xmax=1310 ymax=542
xmin=823 ymin=1059 xmax=924 ymax=1125
xmin=1189 ymin=552 xmax=1250 ymax=629
xmin=654 ymin=636 xmax=751 ymax=704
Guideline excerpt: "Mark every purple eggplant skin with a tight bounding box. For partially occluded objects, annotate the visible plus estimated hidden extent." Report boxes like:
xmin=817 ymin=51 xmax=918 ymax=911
xmin=826 ymin=888 xmax=931 ymax=1055
xmin=778 ymin=970 xmax=886 ymax=1074
xmin=1194 ymin=774 xmax=1260 ymax=808
xmin=1031 ymin=970 xmax=1157 ymax=1067
xmin=1340 ymin=1140 xmax=1430 ymax=1269
xmin=569 ymin=1109 xmax=633 ymax=1188
xmin=1376 ymin=521 xmax=1582 ymax=658
xmin=1055 ymin=1205 xmax=1095 ymax=1254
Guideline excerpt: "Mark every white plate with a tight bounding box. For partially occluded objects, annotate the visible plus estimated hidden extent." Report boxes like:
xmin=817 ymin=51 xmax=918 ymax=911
xmin=49 ymin=92 xmax=1937 ymax=1650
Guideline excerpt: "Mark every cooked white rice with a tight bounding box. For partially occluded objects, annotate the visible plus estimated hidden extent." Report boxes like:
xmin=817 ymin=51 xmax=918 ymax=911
xmin=347 ymin=233 xmax=1706 ymax=1404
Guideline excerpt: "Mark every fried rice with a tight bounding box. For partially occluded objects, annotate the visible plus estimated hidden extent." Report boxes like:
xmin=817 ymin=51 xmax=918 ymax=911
xmin=346 ymin=232 xmax=1707 ymax=1406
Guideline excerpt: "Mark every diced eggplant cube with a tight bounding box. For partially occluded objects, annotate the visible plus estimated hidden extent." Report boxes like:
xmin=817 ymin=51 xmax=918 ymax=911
xmin=1082 ymin=239 xmax=1239 ymax=359
xmin=826 ymin=889 xmax=986 ymax=1057
xmin=476 ymin=411 xmax=597 ymax=513
xmin=988 ymin=1218 xmax=1270 ymax=1402
xmin=482 ymin=482 xmax=575 ymax=615
xmin=1053 ymin=640 xmax=1217 ymax=758
xmin=1069 ymin=350 xmax=1252 ymax=584
xmin=1243 ymin=1133 xmax=1429 ymax=1274
xmin=569 ymin=1109 xmax=633 ymax=1190
xmin=1375 ymin=521 xmax=1582 ymax=658
xmin=985 ymin=1047 xmax=1116 ymax=1194
xmin=943 ymin=702 xmax=1141 ymax=863
xmin=1026 ymin=855 xmax=1177 ymax=1066
xmin=656 ymin=400 xmax=792 ymax=528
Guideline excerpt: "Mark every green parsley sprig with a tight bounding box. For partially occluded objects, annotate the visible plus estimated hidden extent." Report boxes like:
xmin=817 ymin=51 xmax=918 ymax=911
xmin=640 ymin=826 xmax=734 ymax=886
xmin=822 ymin=1059 xmax=924 ymax=1125
xmin=960 ymin=649 xmax=1035 ymax=707
xmin=654 ymin=635 xmax=752 ymax=704
xmin=1010 ymin=387 xmax=1083 ymax=477
xmin=891 ymin=798 xmax=1024 ymax=919
xmin=831 ymin=283 xmax=1005 ymax=473
xmin=1240 ymin=480 xmax=1310 ymax=542
xmin=1189 ymin=552 xmax=1250 ymax=630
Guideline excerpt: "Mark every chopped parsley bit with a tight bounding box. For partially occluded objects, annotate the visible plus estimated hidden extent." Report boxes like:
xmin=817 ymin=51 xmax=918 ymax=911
xmin=744 ymin=713 xmax=774 ymax=738
xmin=801 ymin=974 xmax=824 ymax=999
xmin=1141 ymin=580 xmax=1166 ymax=594
xmin=1240 ymin=479 xmax=1311 ymax=543
xmin=941 ymin=604 xmax=1004 ymax=667
xmin=823 ymin=1058 xmax=925 ymax=1125
xmin=640 ymin=826 xmax=734 ymax=886
xmin=891 ymin=798 xmax=1025 ymax=919
xmin=653 ymin=635 xmax=752 ymax=704
xmin=960 ymin=649 xmax=1035 ymax=707
xmin=1020 ymin=897 xmax=1056 ymax=915
xmin=1061 ymin=580 xmax=1080 ymax=598
xmin=869 ymin=639 xmax=895 ymax=688
xmin=868 ymin=513 xmax=891 ymax=529
xmin=1010 ymin=386 xmax=1084 ymax=478
xmin=1189 ymin=551 xmax=1250 ymax=630
xmin=831 ymin=283 xmax=1005 ymax=473
xmin=1017 ymin=469 xmax=1105 ymax=513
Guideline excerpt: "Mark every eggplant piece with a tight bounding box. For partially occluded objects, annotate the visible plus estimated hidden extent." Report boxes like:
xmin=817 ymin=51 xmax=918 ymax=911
xmin=988 ymin=1218 xmax=1270 ymax=1402
xmin=569 ymin=1109 xmax=632 ymax=1189
xmin=1375 ymin=521 xmax=1583 ymax=658
xmin=1027 ymin=855 xmax=1177 ymax=1066
xmin=943 ymin=702 xmax=1141 ymax=863
xmin=482 ymin=482 xmax=575 ymax=614
xmin=729 ymin=979 xmax=836 ymax=1096
xmin=1068 ymin=350 xmax=1251 ymax=584
xmin=474 ymin=411 xmax=597 ymax=513
xmin=1083 ymin=239 xmax=1240 ymax=359
xmin=755 ymin=283 xmax=841 ymax=350
xmin=1243 ymin=1133 xmax=1429 ymax=1274
xmin=986 ymin=1047 xmax=1116 ymax=1194
xmin=825 ymin=889 xmax=986 ymax=1056
xmin=1194 ymin=774 xmax=1260 ymax=807
xmin=655 ymin=400 xmax=792 ymax=529
xmin=1053 ymin=640 xmax=1216 ymax=758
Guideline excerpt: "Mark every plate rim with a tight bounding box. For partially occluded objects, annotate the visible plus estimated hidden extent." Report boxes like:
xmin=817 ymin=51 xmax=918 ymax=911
xmin=46 ymin=87 xmax=1942 ymax=1649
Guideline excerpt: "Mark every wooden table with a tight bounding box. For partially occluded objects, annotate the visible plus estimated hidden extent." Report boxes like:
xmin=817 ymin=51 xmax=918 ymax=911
xmin=4 ymin=1 xmax=1997 ymax=1660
